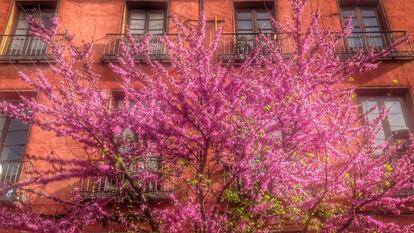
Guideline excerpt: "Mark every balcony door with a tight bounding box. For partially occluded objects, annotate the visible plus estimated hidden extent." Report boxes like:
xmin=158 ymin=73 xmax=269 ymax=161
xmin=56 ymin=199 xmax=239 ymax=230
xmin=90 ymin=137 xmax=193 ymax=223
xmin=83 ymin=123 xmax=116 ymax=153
xmin=8 ymin=9 xmax=54 ymax=57
xmin=128 ymin=10 xmax=166 ymax=56
xmin=235 ymin=9 xmax=272 ymax=55
xmin=341 ymin=7 xmax=384 ymax=50
xmin=359 ymin=96 xmax=410 ymax=149
xmin=129 ymin=10 xmax=165 ymax=35
xmin=0 ymin=107 xmax=31 ymax=200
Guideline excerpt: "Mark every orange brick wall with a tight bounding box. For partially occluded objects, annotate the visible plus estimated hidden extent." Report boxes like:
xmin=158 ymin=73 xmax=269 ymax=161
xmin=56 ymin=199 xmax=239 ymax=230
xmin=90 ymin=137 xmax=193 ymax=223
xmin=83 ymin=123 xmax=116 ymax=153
xmin=0 ymin=0 xmax=413 ymax=228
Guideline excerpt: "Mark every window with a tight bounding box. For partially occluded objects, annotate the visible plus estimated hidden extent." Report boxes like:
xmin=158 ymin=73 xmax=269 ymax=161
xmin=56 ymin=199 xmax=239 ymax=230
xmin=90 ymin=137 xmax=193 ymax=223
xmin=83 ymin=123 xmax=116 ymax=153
xmin=80 ymin=158 xmax=162 ymax=195
xmin=232 ymin=6 xmax=273 ymax=56
xmin=0 ymin=92 xmax=34 ymax=200
xmin=0 ymin=114 xmax=30 ymax=198
xmin=341 ymin=7 xmax=384 ymax=49
xmin=128 ymin=10 xmax=166 ymax=35
xmin=0 ymin=112 xmax=30 ymax=162
xmin=358 ymin=95 xmax=410 ymax=145
xmin=236 ymin=9 xmax=272 ymax=34
xmin=338 ymin=0 xmax=390 ymax=51
xmin=122 ymin=5 xmax=167 ymax=57
xmin=113 ymin=92 xmax=170 ymax=192
xmin=5 ymin=3 xmax=55 ymax=57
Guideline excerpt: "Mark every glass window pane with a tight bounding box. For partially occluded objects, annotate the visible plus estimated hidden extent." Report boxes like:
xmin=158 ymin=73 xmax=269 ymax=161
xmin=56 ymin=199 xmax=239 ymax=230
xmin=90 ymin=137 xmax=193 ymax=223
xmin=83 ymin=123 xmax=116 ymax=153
xmin=15 ymin=19 xmax=28 ymax=32
xmin=129 ymin=19 xmax=145 ymax=31
xmin=385 ymin=101 xmax=407 ymax=131
xmin=362 ymin=10 xmax=376 ymax=17
xmin=362 ymin=100 xmax=379 ymax=115
xmin=40 ymin=11 xmax=55 ymax=29
xmin=351 ymin=18 xmax=359 ymax=27
xmin=9 ymin=119 xmax=29 ymax=131
xmin=237 ymin=21 xmax=253 ymax=31
xmin=361 ymin=100 xmax=385 ymax=144
xmin=0 ymin=146 xmax=24 ymax=161
xmin=388 ymin=114 xmax=407 ymax=131
xmin=352 ymin=27 xmax=361 ymax=32
xmin=385 ymin=101 xmax=403 ymax=114
xmin=149 ymin=12 xmax=164 ymax=20
xmin=0 ymin=117 xmax=6 ymax=132
xmin=5 ymin=130 xmax=28 ymax=146
xmin=256 ymin=12 xmax=271 ymax=20
xmin=130 ymin=10 xmax=146 ymax=20
xmin=367 ymin=37 xmax=383 ymax=47
xmin=237 ymin=12 xmax=252 ymax=20
xmin=342 ymin=10 xmax=356 ymax=17
xmin=363 ymin=17 xmax=379 ymax=27
xmin=148 ymin=20 xmax=164 ymax=31
xmin=348 ymin=35 xmax=363 ymax=48
xmin=257 ymin=20 xmax=271 ymax=30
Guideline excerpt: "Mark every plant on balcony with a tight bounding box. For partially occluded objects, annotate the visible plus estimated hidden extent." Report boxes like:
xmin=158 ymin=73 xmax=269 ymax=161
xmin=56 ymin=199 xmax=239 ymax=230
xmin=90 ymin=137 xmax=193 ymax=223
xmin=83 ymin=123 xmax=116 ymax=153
xmin=0 ymin=0 xmax=413 ymax=232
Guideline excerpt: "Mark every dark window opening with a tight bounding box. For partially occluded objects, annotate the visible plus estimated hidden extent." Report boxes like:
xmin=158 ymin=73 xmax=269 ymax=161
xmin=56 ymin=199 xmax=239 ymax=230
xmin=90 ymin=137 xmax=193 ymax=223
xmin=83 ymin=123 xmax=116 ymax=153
xmin=128 ymin=10 xmax=166 ymax=35
xmin=230 ymin=6 xmax=274 ymax=57
xmin=4 ymin=3 xmax=56 ymax=58
xmin=0 ymin=92 xmax=34 ymax=200
xmin=359 ymin=96 xmax=410 ymax=145
xmin=236 ymin=9 xmax=272 ymax=34
xmin=341 ymin=7 xmax=384 ymax=49
xmin=116 ymin=3 xmax=168 ymax=59
xmin=356 ymin=89 xmax=413 ymax=158
xmin=339 ymin=0 xmax=391 ymax=51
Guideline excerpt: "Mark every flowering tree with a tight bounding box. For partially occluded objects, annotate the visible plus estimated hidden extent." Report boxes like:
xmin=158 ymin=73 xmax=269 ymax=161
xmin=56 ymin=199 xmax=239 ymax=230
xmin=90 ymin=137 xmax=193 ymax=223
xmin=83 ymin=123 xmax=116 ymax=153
xmin=0 ymin=0 xmax=413 ymax=232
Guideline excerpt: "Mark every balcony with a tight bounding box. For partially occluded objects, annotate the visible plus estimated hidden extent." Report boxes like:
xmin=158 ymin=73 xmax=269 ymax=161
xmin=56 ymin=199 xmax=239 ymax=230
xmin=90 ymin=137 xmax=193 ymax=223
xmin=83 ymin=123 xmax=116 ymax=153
xmin=215 ymin=32 xmax=294 ymax=62
xmin=0 ymin=160 xmax=32 ymax=201
xmin=0 ymin=35 xmax=61 ymax=62
xmin=79 ymin=174 xmax=174 ymax=201
xmin=214 ymin=31 xmax=413 ymax=61
xmin=102 ymin=34 xmax=172 ymax=62
xmin=335 ymin=31 xmax=414 ymax=60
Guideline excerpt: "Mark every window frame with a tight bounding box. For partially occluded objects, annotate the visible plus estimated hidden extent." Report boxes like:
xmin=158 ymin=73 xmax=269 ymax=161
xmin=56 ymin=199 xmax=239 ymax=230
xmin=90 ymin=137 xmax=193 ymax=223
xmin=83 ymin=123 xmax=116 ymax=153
xmin=338 ymin=0 xmax=390 ymax=32
xmin=2 ymin=2 xmax=56 ymax=58
xmin=234 ymin=8 xmax=274 ymax=34
xmin=341 ymin=6 xmax=383 ymax=33
xmin=10 ymin=7 xmax=55 ymax=35
xmin=0 ymin=91 xmax=36 ymax=163
xmin=357 ymin=92 xmax=412 ymax=144
xmin=127 ymin=9 xmax=167 ymax=35
xmin=0 ymin=114 xmax=30 ymax=161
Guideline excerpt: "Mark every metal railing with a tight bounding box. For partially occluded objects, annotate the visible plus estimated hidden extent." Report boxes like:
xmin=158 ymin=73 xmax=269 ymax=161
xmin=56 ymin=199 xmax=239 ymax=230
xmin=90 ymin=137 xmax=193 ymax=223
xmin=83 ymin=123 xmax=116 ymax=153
xmin=0 ymin=34 xmax=63 ymax=62
xmin=215 ymin=32 xmax=294 ymax=61
xmin=79 ymin=159 xmax=174 ymax=200
xmin=102 ymin=34 xmax=173 ymax=62
xmin=335 ymin=31 xmax=414 ymax=59
xmin=214 ymin=31 xmax=413 ymax=60
xmin=79 ymin=174 xmax=174 ymax=200
xmin=0 ymin=160 xmax=32 ymax=201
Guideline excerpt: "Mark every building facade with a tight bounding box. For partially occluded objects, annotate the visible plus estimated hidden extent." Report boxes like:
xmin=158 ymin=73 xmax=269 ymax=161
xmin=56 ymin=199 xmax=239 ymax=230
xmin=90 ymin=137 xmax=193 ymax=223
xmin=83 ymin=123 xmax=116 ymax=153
xmin=0 ymin=0 xmax=413 ymax=231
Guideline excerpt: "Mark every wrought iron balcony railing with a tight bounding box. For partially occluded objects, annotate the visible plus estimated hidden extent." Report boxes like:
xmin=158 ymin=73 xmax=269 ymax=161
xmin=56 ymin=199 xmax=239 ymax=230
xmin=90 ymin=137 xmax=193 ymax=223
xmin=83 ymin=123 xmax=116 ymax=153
xmin=215 ymin=32 xmax=294 ymax=61
xmin=215 ymin=31 xmax=413 ymax=61
xmin=102 ymin=34 xmax=173 ymax=62
xmin=79 ymin=158 xmax=174 ymax=200
xmin=336 ymin=31 xmax=414 ymax=59
xmin=0 ymin=160 xmax=32 ymax=201
xmin=79 ymin=174 xmax=174 ymax=200
xmin=0 ymin=34 xmax=63 ymax=62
